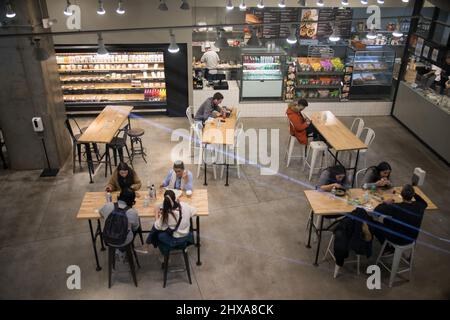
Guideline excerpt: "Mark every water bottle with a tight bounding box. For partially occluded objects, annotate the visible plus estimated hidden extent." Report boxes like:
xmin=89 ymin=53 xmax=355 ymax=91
xmin=331 ymin=186 xmax=336 ymax=195
xmin=106 ymin=192 xmax=112 ymax=203
xmin=371 ymin=184 xmax=376 ymax=194
xmin=143 ymin=195 xmax=150 ymax=208
xmin=362 ymin=183 xmax=368 ymax=190
xmin=150 ymin=184 xmax=156 ymax=200
xmin=363 ymin=191 xmax=370 ymax=203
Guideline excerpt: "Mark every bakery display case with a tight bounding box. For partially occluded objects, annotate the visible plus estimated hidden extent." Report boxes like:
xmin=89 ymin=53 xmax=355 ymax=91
xmin=295 ymin=57 xmax=344 ymax=101
xmin=240 ymin=48 xmax=286 ymax=100
xmin=347 ymin=46 xmax=396 ymax=100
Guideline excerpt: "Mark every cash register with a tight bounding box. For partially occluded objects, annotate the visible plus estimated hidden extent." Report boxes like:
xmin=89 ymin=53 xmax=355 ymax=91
xmin=211 ymin=73 xmax=229 ymax=90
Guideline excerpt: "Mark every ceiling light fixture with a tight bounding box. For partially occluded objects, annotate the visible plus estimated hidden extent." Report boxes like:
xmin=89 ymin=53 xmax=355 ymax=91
xmin=158 ymin=0 xmax=168 ymax=11
xmin=329 ymin=25 xmax=340 ymax=42
xmin=97 ymin=33 xmax=108 ymax=56
xmin=5 ymin=2 xmax=16 ymax=18
xmin=116 ymin=0 xmax=125 ymax=14
xmin=168 ymin=30 xmax=180 ymax=53
xmin=286 ymin=25 xmax=298 ymax=45
xmin=316 ymin=0 xmax=324 ymax=7
xmin=361 ymin=0 xmax=368 ymax=4
xmin=278 ymin=0 xmax=286 ymax=8
xmin=226 ymin=0 xmax=234 ymax=10
xmin=239 ymin=0 xmax=246 ymax=10
xmin=341 ymin=0 xmax=349 ymax=5
xmin=366 ymin=28 xmax=377 ymax=40
xmin=377 ymin=0 xmax=385 ymax=4
xmin=180 ymin=0 xmax=190 ymax=10
xmin=64 ymin=0 xmax=72 ymax=16
xmin=97 ymin=0 xmax=106 ymax=15
xmin=257 ymin=0 xmax=265 ymax=9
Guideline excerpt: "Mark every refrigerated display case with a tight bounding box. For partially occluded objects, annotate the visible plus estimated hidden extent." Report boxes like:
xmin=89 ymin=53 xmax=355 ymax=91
xmin=240 ymin=48 xmax=286 ymax=100
xmin=347 ymin=46 xmax=396 ymax=100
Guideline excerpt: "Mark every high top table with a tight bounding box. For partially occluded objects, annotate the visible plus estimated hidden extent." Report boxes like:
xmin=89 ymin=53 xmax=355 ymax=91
xmin=78 ymin=105 xmax=133 ymax=183
xmin=304 ymin=111 xmax=367 ymax=186
xmin=76 ymin=189 xmax=209 ymax=271
xmin=304 ymin=186 xmax=438 ymax=266
xmin=201 ymin=108 xmax=237 ymax=186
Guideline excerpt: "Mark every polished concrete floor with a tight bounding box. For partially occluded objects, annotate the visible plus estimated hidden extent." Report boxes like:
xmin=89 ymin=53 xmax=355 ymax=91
xmin=0 ymin=115 xmax=449 ymax=299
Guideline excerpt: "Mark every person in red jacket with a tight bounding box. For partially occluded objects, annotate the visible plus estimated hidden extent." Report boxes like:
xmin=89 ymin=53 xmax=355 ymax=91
xmin=286 ymin=99 xmax=316 ymax=145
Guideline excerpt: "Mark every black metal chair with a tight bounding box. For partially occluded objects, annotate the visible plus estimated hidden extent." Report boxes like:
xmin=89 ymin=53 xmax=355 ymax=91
xmin=161 ymin=242 xmax=193 ymax=288
xmin=64 ymin=119 xmax=84 ymax=173
xmin=106 ymin=124 xmax=133 ymax=168
xmin=107 ymin=242 xmax=140 ymax=288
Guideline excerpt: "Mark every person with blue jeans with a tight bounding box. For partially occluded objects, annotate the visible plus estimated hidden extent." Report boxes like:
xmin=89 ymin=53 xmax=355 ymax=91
xmin=160 ymin=160 xmax=193 ymax=193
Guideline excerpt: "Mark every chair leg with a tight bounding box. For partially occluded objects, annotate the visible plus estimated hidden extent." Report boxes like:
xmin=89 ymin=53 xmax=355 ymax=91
xmin=389 ymin=248 xmax=402 ymax=288
xmin=124 ymin=145 xmax=133 ymax=168
xmin=108 ymin=247 xmax=114 ymax=288
xmin=183 ymin=249 xmax=192 ymax=285
xmin=72 ymin=144 xmax=76 ymax=174
xmin=236 ymin=148 xmax=241 ymax=179
xmin=163 ymin=255 xmax=170 ymax=288
xmin=131 ymin=243 xmax=141 ymax=269
xmin=409 ymin=246 xmax=415 ymax=281
xmin=139 ymin=138 xmax=147 ymax=163
xmin=322 ymin=234 xmax=334 ymax=262
xmin=76 ymin=144 xmax=82 ymax=169
xmin=126 ymin=247 xmax=138 ymax=287
xmin=93 ymin=143 xmax=100 ymax=161
xmin=357 ymin=255 xmax=361 ymax=275
xmin=196 ymin=146 xmax=203 ymax=178
xmin=309 ymin=149 xmax=319 ymax=181
xmin=303 ymin=145 xmax=310 ymax=172
xmin=286 ymin=137 xmax=295 ymax=167
xmin=333 ymin=264 xmax=340 ymax=279
xmin=376 ymin=241 xmax=388 ymax=265
xmin=118 ymin=147 xmax=124 ymax=164
xmin=112 ymin=148 xmax=118 ymax=166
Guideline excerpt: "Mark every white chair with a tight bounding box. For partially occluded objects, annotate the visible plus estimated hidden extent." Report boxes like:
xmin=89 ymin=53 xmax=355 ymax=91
xmin=350 ymin=118 xmax=365 ymax=138
xmin=235 ymin=108 xmax=242 ymax=123
xmin=349 ymin=127 xmax=375 ymax=169
xmin=193 ymin=122 xmax=217 ymax=180
xmin=186 ymin=106 xmax=195 ymax=156
xmin=285 ymin=119 xmax=306 ymax=167
xmin=323 ymin=234 xmax=363 ymax=278
xmin=376 ymin=240 xmax=416 ymax=288
xmin=354 ymin=168 xmax=368 ymax=188
xmin=221 ymin=122 xmax=244 ymax=179
xmin=303 ymin=141 xmax=328 ymax=181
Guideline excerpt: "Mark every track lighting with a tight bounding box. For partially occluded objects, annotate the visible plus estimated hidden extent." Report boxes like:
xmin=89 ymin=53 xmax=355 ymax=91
xmin=278 ymin=0 xmax=286 ymax=8
xmin=180 ymin=0 xmax=190 ymax=10
xmin=361 ymin=0 xmax=368 ymax=4
xmin=402 ymin=0 xmax=409 ymax=2
xmin=97 ymin=0 xmax=106 ymax=15
xmin=116 ymin=0 xmax=125 ymax=15
xmin=316 ymin=0 xmax=324 ymax=7
xmin=64 ymin=1 xmax=72 ymax=16
xmin=226 ymin=0 xmax=234 ymax=10
xmin=257 ymin=0 xmax=264 ymax=9
xmin=239 ymin=0 xmax=246 ymax=10
xmin=5 ymin=2 xmax=16 ymax=19
xmin=97 ymin=33 xmax=108 ymax=56
xmin=286 ymin=26 xmax=297 ymax=45
xmin=168 ymin=30 xmax=180 ymax=54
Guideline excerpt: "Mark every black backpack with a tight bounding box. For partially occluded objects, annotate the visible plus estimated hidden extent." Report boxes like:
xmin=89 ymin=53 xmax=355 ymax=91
xmin=103 ymin=203 xmax=129 ymax=246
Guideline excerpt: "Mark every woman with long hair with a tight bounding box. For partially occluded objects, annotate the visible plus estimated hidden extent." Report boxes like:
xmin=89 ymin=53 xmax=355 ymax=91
xmin=361 ymin=161 xmax=392 ymax=188
xmin=318 ymin=165 xmax=349 ymax=192
xmin=105 ymin=162 xmax=142 ymax=192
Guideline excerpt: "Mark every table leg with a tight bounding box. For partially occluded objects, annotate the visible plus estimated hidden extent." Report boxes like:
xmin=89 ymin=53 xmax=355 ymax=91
xmin=84 ymin=143 xmax=94 ymax=183
xmin=314 ymin=216 xmax=324 ymax=266
xmin=203 ymin=146 xmax=208 ymax=186
xmin=306 ymin=209 xmax=314 ymax=248
xmin=104 ymin=145 xmax=109 ymax=178
xmin=88 ymin=220 xmax=102 ymax=271
xmin=196 ymin=216 xmax=202 ymax=266
xmin=352 ymin=150 xmax=360 ymax=187
xmin=334 ymin=151 xmax=339 ymax=165
xmin=225 ymin=164 xmax=230 ymax=186
xmin=97 ymin=219 xmax=106 ymax=251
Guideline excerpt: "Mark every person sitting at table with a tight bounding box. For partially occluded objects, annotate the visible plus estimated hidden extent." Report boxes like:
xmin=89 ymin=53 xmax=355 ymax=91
xmin=105 ymin=162 xmax=142 ymax=192
xmin=318 ymin=165 xmax=350 ymax=192
xmin=100 ymin=188 xmax=140 ymax=261
xmin=361 ymin=161 xmax=393 ymax=188
xmin=160 ymin=160 xmax=193 ymax=193
xmin=135 ymin=190 xmax=197 ymax=255
xmin=369 ymin=184 xmax=427 ymax=251
xmin=194 ymin=92 xmax=224 ymax=124
xmin=286 ymin=99 xmax=318 ymax=145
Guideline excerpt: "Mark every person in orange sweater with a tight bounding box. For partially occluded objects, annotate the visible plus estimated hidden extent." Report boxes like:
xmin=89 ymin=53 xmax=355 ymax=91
xmin=286 ymin=99 xmax=317 ymax=145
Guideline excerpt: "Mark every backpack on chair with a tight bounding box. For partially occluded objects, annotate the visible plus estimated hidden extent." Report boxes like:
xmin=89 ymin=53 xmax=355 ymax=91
xmin=103 ymin=203 xmax=129 ymax=246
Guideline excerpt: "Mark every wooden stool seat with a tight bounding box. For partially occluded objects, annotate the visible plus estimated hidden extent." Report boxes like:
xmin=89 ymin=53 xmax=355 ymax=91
xmin=128 ymin=128 xmax=145 ymax=137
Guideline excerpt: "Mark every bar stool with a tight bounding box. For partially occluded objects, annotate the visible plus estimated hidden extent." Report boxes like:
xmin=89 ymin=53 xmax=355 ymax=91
xmin=162 ymin=245 xmax=193 ymax=288
xmin=107 ymin=242 xmax=140 ymax=288
xmin=285 ymin=119 xmax=306 ymax=167
xmin=323 ymin=234 xmax=363 ymax=278
xmin=128 ymin=128 xmax=147 ymax=163
xmin=303 ymin=141 xmax=329 ymax=181
xmin=106 ymin=125 xmax=132 ymax=168
xmin=376 ymin=240 xmax=416 ymax=288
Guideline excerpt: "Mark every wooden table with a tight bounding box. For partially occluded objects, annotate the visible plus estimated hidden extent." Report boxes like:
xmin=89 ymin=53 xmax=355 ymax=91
xmin=78 ymin=105 xmax=133 ymax=183
xmin=76 ymin=189 xmax=209 ymax=271
xmin=304 ymin=186 xmax=438 ymax=266
xmin=201 ymin=108 xmax=237 ymax=186
xmin=305 ymin=111 xmax=367 ymax=186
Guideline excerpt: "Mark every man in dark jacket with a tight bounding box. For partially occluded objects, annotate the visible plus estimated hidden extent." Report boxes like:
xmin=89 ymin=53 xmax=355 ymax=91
xmin=370 ymin=184 xmax=428 ymax=246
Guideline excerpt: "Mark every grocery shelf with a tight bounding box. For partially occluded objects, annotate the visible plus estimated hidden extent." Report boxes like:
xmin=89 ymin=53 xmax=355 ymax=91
xmin=60 ymin=77 xmax=166 ymax=83
xmin=296 ymin=85 xmax=341 ymax=89
xmin=56 ymin=62 xmax=163 ymax=65
xmin=297 ymin=71 xmax=345 ymax=76
xmin=58 ymin=68 xmax=164 ymax=73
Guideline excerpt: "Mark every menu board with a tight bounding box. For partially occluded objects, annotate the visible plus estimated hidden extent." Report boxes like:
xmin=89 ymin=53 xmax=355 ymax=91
xmin=299 ymin=9 xmax=319 ymax=45
xmin=279 ymin=9 xmax=300 ymax=38
xmin=317 ymin=8 xmax=334 ymax=40
xmin=334 ymin=8 xmax=353 ymax=39
xmin=263 ymin=9 xmax=281 ymax=39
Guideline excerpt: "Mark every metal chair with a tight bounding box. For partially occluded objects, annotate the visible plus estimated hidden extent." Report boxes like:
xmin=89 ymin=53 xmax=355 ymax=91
xmin=107 ymin=242 xmax=140 ymax=288
xmin=354 ymin=168 xmax=368 ymax=188
xmin=349 ymin=127 xmax=376 ymax=169
xmin=128 ymin=128 xmax=147 ymax=163
xmin=285 ymin=118 xmax=306 ymax=167
xmin=323 ymin=234 xmax=363 ymax=278
xmin=350 ymin=118 xmax=365 ymax=138
xmin=193 ymin=122 xmax=217 ymax=179
xmin=64 ymin=119 xmax=85 ymax=173
xmin=186 ymin=106 xmax=195 ymax=157
xmin=106 ymin=124 xmax=133 ymax=168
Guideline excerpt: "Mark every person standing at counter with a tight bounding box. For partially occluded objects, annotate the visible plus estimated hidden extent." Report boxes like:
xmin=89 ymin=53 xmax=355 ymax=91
xmin=194 ymin=92 xmax=224 ymax=124
xmin=201 ymin=44 xmax=220 ymax=81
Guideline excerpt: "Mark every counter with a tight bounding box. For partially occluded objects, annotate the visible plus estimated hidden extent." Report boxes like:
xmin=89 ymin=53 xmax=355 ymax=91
xmin=192 ymin=80 xmax=240 ymax=114
xmin=393 ymin=81 xmax=450 ymax=164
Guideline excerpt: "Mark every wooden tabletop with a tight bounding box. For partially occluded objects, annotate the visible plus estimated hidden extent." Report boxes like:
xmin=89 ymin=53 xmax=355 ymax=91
xmin=76 ymin=189 xmax=209 ymax=220
xmin=202 ymin=108 xmax=237 ymax=145
xmin=78 ymin=105 xmax=133 ymax=144
xmin=306 ymin=111 xmax=367 ymax=152
xmin=304 ymin=186 xmax=438 ymax=215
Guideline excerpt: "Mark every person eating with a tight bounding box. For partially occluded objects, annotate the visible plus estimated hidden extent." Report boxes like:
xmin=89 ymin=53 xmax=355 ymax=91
xmin=105 ymin=162 xmax=142 ymax=192
xmin=160 ymin=160 xmax=193 ymax=194
xmin=318 ymin=165 xmax=350 ymax=192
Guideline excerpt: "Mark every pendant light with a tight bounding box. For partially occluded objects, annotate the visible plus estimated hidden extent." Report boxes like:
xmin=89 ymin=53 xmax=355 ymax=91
xmin=239 ymin=0 xmax=246 ymax=10
xmin=366 ymin=28 xmax=377 ymax=40
xmin=316 ymin=0 xmax=324 ymax=7
xmin=33 ymin=39 xmax=50 ymax=61
xmin=377 ymin=0 xmax=384 ymax=4
xmin=286 ymin=25 xmax=298 ymax=45
xmin=392 ymin=23 xmax=404 ymax=38
xmin=64 ymin=1 xmax=72 ymax=16
xmin=329 ymin=23 xmax=340 ymax=42
xmin=360 ymin=0 xmax=368 ymax=4
xmin=5 ymin=2 xmax=16 ymax=18
xmin=158 ymin=0 xmax=168 ymax=11
xmin=97 ymin=33 xmax=108 ymax=56
xmin=116 ymin=0 xmax=125 ymax=15
xmin=341 ymin=0 xmax=349 ymax=6
xmin=402 ymin=0 xmax=409 ymax=2
xmin=278 ymin=0 xmax=286 ymax=8
xmin=226 ymin=0 xmax=234 ymax=10
xmin=180 ymin=0 xmax=190 ymax=10
xmin=97 ymin=0 xmax=106 ymax=15
xmin=257 ymin=0 xmax=265 ymax=9
xmin=168 ymin=30 xmax=180 ymax=54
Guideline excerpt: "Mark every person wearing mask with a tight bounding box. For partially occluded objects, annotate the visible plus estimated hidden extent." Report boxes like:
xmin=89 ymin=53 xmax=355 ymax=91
xmin=369 ymin=184 xmax=427 ymax=250
xmin=285 ymin=99 xmax=318 ymax=145
xmin=105 ymin=162 xmax=142 ymax=192
xmin=201 ymin=44 xmax=220 ymax=81
xmin=194 ymin=92 xmax=225 ymax=124
xmin=161 ymin=160 xmax=193 ymax=193
xmin=361 ymin=161 xmax=393 ymax=188
xmin=135 ymin=190 xmax=197 ymax=254
xmin=100 ymin=188 xmax=140 ymax=261
xmin=318 ymin=165 xmax=350 ymax=192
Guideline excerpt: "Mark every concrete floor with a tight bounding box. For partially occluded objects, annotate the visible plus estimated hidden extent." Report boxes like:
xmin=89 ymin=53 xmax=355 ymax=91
xmin=0 ymin=115 xmax=449 ymax=299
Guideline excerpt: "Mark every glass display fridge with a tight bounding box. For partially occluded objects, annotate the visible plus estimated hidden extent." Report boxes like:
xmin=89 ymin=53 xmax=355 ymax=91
xmin=240 ymin=48 xmax=286 ymax=101
xmin=347 ymin=46 xmax=396 ymax=100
